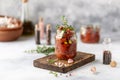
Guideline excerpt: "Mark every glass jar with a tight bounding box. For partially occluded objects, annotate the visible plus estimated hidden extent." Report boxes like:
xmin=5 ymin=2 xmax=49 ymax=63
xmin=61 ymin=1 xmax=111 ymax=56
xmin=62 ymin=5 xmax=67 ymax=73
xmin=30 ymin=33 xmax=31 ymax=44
xmin=80 ymin=25 xmax=100 ymax=43
xmin=103 ymin=38 xmax=112 ymax=64
xmin=55 ymin=26 xmax=77 ymax=60
xmin=21 ymin=0 xmax=34 ymax=35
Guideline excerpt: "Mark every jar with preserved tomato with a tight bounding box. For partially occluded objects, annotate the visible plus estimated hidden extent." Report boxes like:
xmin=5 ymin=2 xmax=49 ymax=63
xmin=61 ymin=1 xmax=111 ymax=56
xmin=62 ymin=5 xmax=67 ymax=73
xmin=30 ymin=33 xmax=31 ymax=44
xmin=80 ymin=25 xmax=100 ymax=43
xmin=55 ymin=26 xmax=77 ymax=60
xmin=55 ymin=16 xmax=77 ymax=60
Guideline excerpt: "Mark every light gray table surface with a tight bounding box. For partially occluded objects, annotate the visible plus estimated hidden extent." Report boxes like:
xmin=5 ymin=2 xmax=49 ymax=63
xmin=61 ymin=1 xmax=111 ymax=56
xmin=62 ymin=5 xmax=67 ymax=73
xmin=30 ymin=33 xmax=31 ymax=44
xmin=0 ymin=32 xmax=120 ymax=80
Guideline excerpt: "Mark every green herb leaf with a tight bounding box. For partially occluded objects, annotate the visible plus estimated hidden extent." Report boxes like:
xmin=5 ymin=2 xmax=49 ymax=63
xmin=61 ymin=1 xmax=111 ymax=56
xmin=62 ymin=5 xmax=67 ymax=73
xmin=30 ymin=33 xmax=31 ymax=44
xmin=56 ymin=16 xmax=74 ymax=32
xmin=62 ymin=16 xmax=68 ymax=26
xmin=56 ymin=24 xmax=60 ymax=29
xmin=49 ymin=71 xmax=58 ymax=77
xmin=48 ymin=59 xmax=58 ymax=64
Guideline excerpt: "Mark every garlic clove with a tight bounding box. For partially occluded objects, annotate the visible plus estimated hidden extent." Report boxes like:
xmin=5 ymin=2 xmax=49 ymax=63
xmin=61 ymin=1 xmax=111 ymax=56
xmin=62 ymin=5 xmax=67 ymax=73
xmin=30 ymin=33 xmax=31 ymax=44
xmin=91 ymin=66 xmax=96 ymax=73
xmin=68 ymin=59 xmax=74 ymax=64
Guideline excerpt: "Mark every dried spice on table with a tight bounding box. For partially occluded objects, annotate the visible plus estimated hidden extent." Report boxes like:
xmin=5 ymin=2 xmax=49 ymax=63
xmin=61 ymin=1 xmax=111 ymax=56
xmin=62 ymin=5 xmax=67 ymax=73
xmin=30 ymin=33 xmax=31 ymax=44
xmin=49 ymin=71 xmax=58 ymax=77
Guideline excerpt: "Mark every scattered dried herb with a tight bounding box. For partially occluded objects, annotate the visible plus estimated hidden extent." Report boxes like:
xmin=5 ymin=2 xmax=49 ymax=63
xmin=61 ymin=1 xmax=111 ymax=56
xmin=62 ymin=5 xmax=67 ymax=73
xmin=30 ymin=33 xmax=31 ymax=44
xmin=25 ymin=45 xmax=55 ymax=55
xmin=48 ymin=59 xmax=58 ymax=64
xmin=49 ymin=71 xmax=58 ymax=77
xmin=49 ymin=71 xmax=73 ymax=77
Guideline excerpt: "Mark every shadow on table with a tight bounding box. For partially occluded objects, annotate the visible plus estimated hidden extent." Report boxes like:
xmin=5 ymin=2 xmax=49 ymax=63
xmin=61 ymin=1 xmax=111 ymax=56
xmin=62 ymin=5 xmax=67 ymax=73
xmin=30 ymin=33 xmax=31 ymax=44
xmin=17 ymin=35 xmax=34 ymax=41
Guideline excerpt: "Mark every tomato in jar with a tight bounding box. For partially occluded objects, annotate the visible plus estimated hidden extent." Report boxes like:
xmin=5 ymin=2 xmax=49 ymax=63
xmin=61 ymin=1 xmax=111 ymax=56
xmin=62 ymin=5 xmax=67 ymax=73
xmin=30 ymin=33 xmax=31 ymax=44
xmin=80 ymin=25 xmax=100 ymax=43
xmin=55 ymin=26 xmax=77 ymax=60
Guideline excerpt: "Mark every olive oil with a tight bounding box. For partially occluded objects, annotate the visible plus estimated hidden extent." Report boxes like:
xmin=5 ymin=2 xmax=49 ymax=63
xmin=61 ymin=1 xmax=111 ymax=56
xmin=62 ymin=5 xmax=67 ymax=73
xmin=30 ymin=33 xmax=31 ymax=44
xmin=21 ymin=0 xmax=34 ymax=35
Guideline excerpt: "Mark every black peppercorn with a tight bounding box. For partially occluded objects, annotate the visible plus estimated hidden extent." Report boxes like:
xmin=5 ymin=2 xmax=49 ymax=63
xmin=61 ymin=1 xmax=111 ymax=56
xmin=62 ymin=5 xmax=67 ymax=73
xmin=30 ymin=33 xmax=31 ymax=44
xmin=103 ymin=50 xmax=111 ymax=64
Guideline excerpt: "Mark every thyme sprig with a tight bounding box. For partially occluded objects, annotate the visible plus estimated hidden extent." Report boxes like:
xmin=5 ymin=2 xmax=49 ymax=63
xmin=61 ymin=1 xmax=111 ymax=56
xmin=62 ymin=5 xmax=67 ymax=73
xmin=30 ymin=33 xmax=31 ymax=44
xmin=25 ymin=46 xmax=55 ymax=56
xmin=62 ymin=16 xmax=68 ymax=27
xmin=56 ymin=16 xmax=74 ymax=31
xmin=56 ymin=24 xmax=60 ymax=29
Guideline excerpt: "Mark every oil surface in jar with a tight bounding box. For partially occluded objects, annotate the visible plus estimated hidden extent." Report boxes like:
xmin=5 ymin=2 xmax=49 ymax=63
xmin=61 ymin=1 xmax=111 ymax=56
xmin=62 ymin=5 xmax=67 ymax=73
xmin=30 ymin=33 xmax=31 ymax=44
xmin=22 ymin=21 xmax=34 ymax=35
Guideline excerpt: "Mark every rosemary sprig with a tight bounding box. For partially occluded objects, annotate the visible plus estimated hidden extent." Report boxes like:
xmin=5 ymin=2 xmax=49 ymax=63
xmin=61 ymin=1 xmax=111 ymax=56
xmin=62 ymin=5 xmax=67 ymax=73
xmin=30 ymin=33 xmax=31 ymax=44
xmin=25 ymin=46 xmax=55 ymax=56
xmin=49 ymin=71 xmax=58 ymax=77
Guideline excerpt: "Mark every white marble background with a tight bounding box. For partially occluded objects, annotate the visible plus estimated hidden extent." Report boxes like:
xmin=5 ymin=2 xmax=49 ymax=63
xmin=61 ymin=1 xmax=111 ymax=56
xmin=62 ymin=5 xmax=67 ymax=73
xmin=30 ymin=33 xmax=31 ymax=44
xmin=0 ymin=0 xmax=120 ymax=32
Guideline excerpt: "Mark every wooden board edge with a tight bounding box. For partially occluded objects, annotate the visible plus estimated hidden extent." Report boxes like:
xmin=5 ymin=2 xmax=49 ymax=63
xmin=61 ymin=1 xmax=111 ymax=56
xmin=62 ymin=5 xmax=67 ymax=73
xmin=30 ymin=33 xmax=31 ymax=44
xmin=33 ymin=60 xmax=65 ymax=72
xmin=33 ymin=54 xmax=95 ymax=73
xmin=63 ymin=54 xmax=95 ymax=73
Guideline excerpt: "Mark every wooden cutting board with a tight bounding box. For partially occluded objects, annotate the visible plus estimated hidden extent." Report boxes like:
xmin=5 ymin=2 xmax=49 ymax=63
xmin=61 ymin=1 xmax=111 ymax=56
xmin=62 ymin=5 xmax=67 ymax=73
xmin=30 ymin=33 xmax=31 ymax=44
xmin=33 ymin=51 xmax=95 ymax=73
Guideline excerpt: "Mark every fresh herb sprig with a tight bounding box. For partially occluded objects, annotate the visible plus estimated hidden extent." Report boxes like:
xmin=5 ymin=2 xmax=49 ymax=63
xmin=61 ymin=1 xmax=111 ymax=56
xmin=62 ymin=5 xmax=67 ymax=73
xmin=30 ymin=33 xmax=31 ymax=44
xmin=56 ymin=16 xmax=74 ymax=31
xmin=25 ymin=46 xmax=55 ymax=56
xmin=56 ymin=24 xmax=60 ymax=29
xmin=62 ymin=16 xmax=68 ymax=27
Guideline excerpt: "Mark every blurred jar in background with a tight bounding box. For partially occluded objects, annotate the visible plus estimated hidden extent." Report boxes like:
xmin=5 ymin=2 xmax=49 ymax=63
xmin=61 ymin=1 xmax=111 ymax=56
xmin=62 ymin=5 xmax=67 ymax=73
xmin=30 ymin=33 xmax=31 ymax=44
xmin=80 ymin=25 xmax=100 ymax=43
xmin=21 ymin=0 xmax=34 ymax=35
